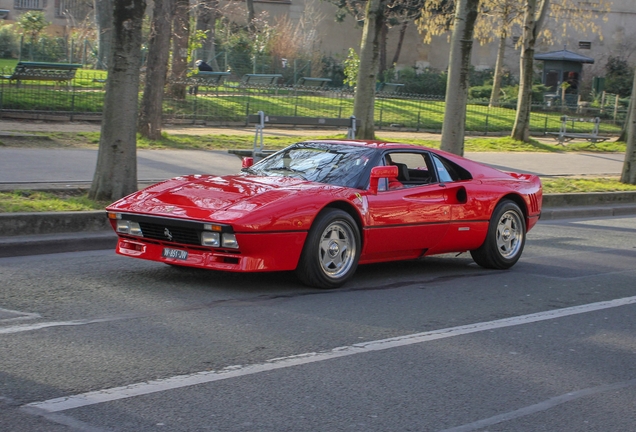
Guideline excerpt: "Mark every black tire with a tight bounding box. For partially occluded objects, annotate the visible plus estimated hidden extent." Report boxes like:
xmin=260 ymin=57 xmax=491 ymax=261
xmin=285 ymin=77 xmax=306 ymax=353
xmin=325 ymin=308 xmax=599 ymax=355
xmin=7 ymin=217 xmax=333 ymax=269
xmin=296 ymin=209 xmax=361 ymax=289
xmin=470 ymin=200 xmax=526 ymax=269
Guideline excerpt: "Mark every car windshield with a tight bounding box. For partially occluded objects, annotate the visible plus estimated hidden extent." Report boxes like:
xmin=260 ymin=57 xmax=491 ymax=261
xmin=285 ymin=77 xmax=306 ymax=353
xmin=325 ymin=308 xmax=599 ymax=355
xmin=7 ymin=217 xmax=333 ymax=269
xmin=244 ymin=142 xmax=376 ymax=188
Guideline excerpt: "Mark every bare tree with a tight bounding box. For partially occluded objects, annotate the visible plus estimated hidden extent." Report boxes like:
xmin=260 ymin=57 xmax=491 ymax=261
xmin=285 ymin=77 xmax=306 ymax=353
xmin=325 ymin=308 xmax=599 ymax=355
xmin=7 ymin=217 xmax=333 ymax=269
xmin=168 ymin=0 xmax=190 ymax=99
xmin=440 ymin=0 xmax=480 ymax=156
xmin=510 ymin=0 xmax=549 ymax=142
xmin=353 ymin=0 xmax=387 ymax=139
xmin=138 ymin=0 xmax=173 ymax=139
xmin=89 ymin=0 xmax=146 ymax=201
xmin=621 ymin=69 xmax=636 ymax=185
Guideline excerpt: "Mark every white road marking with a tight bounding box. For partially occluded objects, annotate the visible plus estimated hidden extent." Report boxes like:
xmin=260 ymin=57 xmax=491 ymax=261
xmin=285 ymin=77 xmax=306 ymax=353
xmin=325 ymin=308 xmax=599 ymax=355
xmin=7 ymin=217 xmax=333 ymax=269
xmin=439 ymin=378 xmax=636 ymax=432
xmin=0 ymin=307 xmax=40 ymax=323
xmin=22 ymin=295 xmax=636 ymax=414
xmin=0 ymin=317 xmax=124 ymax=334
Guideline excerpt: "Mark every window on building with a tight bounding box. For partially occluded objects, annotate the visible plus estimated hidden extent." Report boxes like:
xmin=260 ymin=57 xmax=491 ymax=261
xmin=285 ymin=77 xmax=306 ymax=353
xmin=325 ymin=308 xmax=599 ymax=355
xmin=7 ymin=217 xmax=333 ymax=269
xmin=54 ymin=0 xmax=92 ymax=20
xmin=579 ymin=41 xmax=592 ymax=49
xmin=14 ymin=0 xmax=46 ymax=10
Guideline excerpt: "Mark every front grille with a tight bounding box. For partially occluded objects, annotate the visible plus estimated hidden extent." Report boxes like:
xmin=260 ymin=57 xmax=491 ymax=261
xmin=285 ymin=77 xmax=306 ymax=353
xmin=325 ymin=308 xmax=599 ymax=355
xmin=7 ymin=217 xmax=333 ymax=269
xmin=138 ymin=222 xmax=201 ymax=245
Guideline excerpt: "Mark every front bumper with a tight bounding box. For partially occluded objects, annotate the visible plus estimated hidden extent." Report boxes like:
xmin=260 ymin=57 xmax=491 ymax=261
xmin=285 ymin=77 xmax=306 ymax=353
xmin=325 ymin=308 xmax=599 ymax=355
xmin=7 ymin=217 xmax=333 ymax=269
xmin=115 ymin=231 xmax=307 ymax=272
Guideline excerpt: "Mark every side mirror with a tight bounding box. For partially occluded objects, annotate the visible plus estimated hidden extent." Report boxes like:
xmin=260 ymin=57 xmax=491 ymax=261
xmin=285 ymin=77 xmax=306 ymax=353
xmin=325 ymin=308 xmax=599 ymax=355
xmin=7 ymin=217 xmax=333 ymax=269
xmin=368 ymin=165 xmax=398 ymax=194
xmin=242 ymin=157 xmax=254 ymax=169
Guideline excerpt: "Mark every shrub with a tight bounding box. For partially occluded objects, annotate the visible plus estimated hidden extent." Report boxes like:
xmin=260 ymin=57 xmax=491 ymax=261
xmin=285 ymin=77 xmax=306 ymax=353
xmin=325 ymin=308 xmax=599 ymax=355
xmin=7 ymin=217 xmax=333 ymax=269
xmin=394 ymin=66 xmax=447 ymax=96
xmin=0 ymin=24 xmax=19 ymax=59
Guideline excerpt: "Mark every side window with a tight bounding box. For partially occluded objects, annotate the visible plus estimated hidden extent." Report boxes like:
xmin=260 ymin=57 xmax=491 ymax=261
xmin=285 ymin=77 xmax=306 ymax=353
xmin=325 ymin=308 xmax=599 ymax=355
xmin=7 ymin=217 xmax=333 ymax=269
xmin=430 ymin=154 xmax=473 ymax=183
xmin=381 ymin=152 xmax=437 ymax=189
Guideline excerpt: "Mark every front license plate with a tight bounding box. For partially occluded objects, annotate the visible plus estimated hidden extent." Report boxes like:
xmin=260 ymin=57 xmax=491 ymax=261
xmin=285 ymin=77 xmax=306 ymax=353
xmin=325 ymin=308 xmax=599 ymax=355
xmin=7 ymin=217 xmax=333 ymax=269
xmin=162 ymin=248 xmax=188 ymax=260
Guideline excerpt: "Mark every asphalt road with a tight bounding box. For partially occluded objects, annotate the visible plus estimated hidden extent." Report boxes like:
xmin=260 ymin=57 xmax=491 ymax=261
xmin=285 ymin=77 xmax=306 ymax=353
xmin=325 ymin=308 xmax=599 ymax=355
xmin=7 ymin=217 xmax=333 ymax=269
xmin=1 ymin=214 xmax=635 ymax=431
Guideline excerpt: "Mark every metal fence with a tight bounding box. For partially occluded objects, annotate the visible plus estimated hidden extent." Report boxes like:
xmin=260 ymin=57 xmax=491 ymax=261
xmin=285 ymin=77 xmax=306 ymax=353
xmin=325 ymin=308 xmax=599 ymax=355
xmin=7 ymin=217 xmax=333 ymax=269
xmin=0 ymin=68 xmax=628 ymax=136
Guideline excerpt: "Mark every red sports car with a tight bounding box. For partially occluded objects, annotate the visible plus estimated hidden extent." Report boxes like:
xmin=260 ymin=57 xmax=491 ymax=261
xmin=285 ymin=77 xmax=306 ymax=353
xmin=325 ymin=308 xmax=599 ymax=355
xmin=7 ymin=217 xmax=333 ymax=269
xmin=106 ymin=140 xmax=542 ymax=289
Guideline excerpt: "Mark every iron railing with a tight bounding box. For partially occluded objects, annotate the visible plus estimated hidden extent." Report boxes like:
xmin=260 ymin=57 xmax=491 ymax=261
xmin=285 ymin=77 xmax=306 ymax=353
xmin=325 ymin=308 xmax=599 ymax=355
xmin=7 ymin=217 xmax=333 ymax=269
xmin=0 ymin=67 xmax=628 ymax=136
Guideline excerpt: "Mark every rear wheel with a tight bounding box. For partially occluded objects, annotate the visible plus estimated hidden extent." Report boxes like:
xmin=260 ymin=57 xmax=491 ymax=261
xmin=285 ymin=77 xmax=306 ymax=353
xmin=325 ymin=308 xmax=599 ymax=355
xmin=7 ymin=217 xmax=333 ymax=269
xmin=296 ymin=209 xmax=360 ymax=289
xmin=471 ymin=200 xmax=526 ymax=269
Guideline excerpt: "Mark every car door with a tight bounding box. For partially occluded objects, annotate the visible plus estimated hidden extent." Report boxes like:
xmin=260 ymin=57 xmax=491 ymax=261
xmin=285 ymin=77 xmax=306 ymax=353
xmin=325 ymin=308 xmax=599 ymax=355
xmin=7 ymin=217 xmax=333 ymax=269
xmin=362 ymin=151 xmax=451 ymax=261
xmin=426 ymin=153 xmax=490 ymax=254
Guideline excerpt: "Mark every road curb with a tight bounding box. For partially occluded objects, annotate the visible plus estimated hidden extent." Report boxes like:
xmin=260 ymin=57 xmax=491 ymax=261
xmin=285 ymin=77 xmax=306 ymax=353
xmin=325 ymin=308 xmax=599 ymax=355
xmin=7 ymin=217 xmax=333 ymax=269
xmin=0 ymin=231 xmax=117 ymax=258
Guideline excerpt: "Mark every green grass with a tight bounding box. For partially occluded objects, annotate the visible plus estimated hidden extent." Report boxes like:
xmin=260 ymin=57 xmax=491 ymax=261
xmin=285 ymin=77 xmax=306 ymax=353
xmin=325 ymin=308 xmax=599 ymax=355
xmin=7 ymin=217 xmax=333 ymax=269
xmin=4 ymin=131 xmax=628 ymax=155
xmin=0 ymin=190 xmax=110 ymax=213
xmin=541 ymin=177 xmax=636 ymax=194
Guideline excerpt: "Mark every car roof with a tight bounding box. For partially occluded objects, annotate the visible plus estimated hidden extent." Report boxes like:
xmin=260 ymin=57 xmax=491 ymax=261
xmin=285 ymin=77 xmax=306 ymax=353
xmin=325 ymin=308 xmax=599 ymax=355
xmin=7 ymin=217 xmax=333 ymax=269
xmin=300 ymin=139 xmax=435 ymax=152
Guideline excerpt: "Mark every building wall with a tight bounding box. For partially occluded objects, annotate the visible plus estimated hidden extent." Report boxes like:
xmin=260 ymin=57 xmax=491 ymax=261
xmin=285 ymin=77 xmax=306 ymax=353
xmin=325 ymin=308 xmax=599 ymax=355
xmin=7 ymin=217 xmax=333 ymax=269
xmin=256 ymin=0 xmax=636 ymax=76
xmin=0 ymin=0 xmax=92 ymax=36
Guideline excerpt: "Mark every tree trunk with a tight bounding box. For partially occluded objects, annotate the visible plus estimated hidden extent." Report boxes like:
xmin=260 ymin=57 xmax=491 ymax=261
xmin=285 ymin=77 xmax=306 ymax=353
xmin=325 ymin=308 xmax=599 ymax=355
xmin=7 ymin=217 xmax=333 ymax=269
xmin=196 ymin=0 xmax=220 ymax=71
xmin=489 ymin=31 xmax=507 ymax=108
xmin=391 ymin=21 xmax=408 ymax=67
xmin=353 ymin=0 xmax=386 ymax=140
xmin=511 ymin=0 xmax=550 ymax=142
xmin=246 ymin=0 xmax=256 ymax=31
xmin=89 ymin=0 xmax=146 ymax=201
xmin=94 ymin=0 xmax=113 ymax=69
xmin=168 ymin=0 xmax=190 ymax=99
xmin=621 ymin=69 xmax=636 ymax=184
xmin=379 ymin=22 xmax=388 ymax=75
xmin=440 ymin=0 xmax=480 ymax=156
xmin=138 ymin=0 xmax=172 ymax=140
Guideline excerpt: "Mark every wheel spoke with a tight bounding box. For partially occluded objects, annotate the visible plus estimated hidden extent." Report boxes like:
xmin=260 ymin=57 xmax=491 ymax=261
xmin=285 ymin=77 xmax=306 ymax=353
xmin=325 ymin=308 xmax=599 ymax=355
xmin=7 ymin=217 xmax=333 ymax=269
xmin=318 ymin=221 xmax=356 ymax=277
xmin=496 ymin=211 xmax=523 ymax=259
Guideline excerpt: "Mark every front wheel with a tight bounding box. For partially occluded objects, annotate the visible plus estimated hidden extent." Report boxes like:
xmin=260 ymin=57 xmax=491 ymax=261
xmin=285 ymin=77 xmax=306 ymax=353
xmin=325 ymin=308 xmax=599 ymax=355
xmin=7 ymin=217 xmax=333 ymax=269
xmin=296 ymin=209 xmax=361 ymax=289
xmin=470 ymin=200 xmax=526 ymax=269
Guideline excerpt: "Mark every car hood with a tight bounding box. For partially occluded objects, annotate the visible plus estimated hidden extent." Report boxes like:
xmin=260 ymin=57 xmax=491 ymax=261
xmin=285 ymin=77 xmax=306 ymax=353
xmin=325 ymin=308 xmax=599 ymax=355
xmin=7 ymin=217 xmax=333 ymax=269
xmin=107 ymin=174 xmax=339 ymax=221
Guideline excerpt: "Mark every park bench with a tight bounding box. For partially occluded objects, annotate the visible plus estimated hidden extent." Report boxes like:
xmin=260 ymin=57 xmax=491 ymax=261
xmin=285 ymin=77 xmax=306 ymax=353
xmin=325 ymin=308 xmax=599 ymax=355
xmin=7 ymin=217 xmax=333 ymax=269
xmin=240 ymin=74 xmax=283 ymax=87
xmin=547 ymin=116 xmax=609 ymax=145
xmin=186 ymin=71 xmax=230 ymax=87
xmin=186 ymin=71 xmax=230 ymax=95
xmin=1 ymin=62 xmax=82 ymax=87
xmin=228 ymin=111 xmax=357 ymax=160
xmin=296 ymin=77 xmax=332 ymax=88
xmin=377 ymin=82 xmax=405 ymax=94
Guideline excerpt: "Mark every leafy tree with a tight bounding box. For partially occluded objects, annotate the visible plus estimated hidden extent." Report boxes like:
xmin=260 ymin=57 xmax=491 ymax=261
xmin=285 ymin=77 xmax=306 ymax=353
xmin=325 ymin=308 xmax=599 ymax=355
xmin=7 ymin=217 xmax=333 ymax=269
xmin=0 ymin=24 xmax=20 ymax=58
xmin=17 ymin=10 xmax=49 ymax=45
xmin=343 ymin=48 xmax=360 ymax=87
xmin=605 ymin=56 xmax=634 ymax=97
xmin=89 ymin=0 xmax=147 ymax=201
